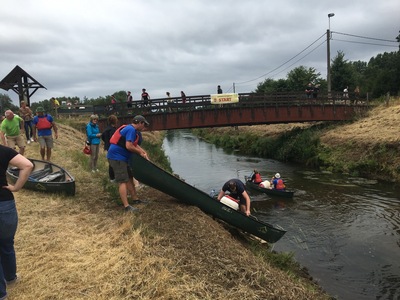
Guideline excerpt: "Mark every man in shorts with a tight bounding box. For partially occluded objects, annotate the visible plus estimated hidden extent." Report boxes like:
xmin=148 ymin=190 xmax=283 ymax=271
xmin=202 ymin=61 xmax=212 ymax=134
xmin=107 ymin=115 xmax=149 ymax=212
xmin=32 ymin=106 xmax=58 ymax=161
xmin=0 ymin=110 xmax=26 ymax=155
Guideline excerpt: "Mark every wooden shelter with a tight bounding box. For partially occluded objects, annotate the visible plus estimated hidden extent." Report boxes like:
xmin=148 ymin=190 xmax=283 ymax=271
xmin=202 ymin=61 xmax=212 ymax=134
xmin=0 ymin=65 xmax=46 ymax=106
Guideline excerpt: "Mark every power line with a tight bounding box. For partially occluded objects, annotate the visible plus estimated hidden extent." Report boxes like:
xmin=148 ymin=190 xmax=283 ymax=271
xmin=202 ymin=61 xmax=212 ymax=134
xmin=269 ymin=39 xmax=327 ymax=78
xmin=232 ymin=30 xmax=399 ymax=91
xmin=333 ymin=38 xmax=398 ymax=48
xmin=332 ymin=31 xmax=397 ymax=43
xmin=235 ymin=32 xmax=326 ymax=85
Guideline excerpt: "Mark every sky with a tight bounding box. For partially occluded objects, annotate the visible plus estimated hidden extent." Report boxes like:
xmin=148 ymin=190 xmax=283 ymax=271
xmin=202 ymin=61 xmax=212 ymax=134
xmin=0 ymin=0 xmax=398 ymax=105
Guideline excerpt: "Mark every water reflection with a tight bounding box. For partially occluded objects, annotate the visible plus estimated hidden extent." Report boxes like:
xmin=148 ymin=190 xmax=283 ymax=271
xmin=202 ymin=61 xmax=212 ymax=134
xmin=163 ymin=130 xmax=400 ymax=300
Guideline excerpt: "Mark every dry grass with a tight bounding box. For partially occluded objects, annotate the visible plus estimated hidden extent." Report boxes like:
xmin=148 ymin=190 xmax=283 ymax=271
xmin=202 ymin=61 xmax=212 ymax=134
xmin=8 ymin=123 xmax=330 ymax=299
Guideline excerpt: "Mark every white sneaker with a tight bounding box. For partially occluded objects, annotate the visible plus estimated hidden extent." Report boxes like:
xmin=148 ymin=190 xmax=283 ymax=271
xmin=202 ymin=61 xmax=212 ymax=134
xmin=27 ymin=140 xmax=31 ymax=145
xmin=30 ymin=137 xmax=34 ymax=142
xmin=6 ymin=274 xmax=19 ymax=285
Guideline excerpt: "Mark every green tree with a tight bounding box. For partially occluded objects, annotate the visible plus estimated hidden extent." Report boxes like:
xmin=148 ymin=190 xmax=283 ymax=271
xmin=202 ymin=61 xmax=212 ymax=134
xmin=255 ymin=66 xmax=325 ymax=94
xmin=286 ymin=66 xmax=322 ymax=91
xmin=330 ymin=51 xmax=355 ymax=92
xmin=0 ymin=93 xmax=17 ymax=113
xmin=364 ymin=51 xmax=400 ymax=97
xmin=256 ymin=78 xmax=289 ymax=93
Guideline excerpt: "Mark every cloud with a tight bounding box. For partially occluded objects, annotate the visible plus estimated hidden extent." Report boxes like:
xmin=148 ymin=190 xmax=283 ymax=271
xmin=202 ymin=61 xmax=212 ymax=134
xmin=0 ymin=0 xmax=398 ymax=104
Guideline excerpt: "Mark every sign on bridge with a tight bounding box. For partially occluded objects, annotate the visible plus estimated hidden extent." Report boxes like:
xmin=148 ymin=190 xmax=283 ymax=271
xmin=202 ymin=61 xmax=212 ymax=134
xmin=210 ymin=93 xmax=239 ymax=104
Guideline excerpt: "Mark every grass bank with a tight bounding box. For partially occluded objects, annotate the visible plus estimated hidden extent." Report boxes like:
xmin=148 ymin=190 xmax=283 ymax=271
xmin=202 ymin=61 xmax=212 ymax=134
xmin=8 ymin=122 xmax=330 ymax=299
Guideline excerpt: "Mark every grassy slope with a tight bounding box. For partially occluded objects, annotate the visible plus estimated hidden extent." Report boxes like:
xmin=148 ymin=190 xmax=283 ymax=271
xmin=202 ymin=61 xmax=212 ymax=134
xmin=9 ymin=124 xmax=330 ymax=299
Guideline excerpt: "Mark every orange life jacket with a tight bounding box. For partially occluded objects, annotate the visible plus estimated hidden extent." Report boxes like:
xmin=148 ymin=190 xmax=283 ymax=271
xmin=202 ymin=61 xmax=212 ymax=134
xmin=36 ymin=115 xmax=52 ymax=130
xmin=275 ymin=179 xmax=285 ymax=190
xmin=253 ymin=173 xmax=262 ymax=183
xmin=109 ymin=125 xmax=139 ymax=149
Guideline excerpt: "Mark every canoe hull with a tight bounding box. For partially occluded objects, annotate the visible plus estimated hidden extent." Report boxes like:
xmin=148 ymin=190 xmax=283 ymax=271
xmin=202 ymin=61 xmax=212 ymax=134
xmin=7 ymin=159 xmax=76 ymax=196
xmin=245 ymin=176 xmax=294 ymax=198
xmin=130 ymin=154 xmax=286 ymax=243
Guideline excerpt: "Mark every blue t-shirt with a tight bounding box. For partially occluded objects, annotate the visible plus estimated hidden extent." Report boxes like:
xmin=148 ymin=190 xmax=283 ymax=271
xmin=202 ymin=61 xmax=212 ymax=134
xmin=107 ymin=125 xmax=138 ymax=163
xmin=32 ymin=114 xmax=54 ymax=136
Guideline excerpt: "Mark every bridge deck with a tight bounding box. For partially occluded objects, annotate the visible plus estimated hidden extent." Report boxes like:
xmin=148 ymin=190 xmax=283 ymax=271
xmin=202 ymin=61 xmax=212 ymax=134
xmin=59 ymin=92 xmax=368 ymax=130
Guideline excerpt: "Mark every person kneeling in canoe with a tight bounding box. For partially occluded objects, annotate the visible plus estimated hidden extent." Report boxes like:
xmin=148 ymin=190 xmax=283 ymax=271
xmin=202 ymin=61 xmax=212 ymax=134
xmin=271 ymin=173 xmax=286 ymax=191
xmin=217 ymin=179 xmax=251 ymax=216
xmin=250 ymin=169 xmax=263 ymax=184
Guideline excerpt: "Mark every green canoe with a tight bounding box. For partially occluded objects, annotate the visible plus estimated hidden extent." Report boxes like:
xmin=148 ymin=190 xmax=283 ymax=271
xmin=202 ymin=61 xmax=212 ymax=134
xmin=130 ymin=154 xmax=286 ymax=243
xmin=7 ymin=158 xmax=76 ymax=196
xmin=244 ymin=176 xmax=294 ymax=198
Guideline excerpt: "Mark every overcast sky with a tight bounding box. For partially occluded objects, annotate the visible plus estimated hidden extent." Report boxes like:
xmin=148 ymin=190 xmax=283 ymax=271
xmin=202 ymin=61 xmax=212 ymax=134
xmin=1 ymin=0 xmax=398 ymax=105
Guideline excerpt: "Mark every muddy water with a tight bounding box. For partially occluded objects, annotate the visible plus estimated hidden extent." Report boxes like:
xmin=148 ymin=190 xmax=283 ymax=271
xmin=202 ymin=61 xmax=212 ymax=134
xmin=163 ymin=130 xmax=400 ymax=300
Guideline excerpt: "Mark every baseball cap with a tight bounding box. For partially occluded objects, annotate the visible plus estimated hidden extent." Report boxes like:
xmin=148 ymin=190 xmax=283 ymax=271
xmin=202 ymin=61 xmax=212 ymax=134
xmin=36 ymin=106 xmax=45 ymax=113
xmin=133 ymin=115 xmax=149 ymax=126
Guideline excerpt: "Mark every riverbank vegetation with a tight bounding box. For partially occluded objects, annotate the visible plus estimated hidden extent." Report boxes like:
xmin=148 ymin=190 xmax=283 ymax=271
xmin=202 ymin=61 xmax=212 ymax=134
xmin=194 ymin=97 xmax=400 ymax=183
xmin=9 ymin=122 xmax=331 ymax=299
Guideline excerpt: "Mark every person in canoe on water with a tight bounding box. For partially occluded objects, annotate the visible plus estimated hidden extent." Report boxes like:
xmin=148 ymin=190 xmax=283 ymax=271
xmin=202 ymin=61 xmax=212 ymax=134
xmin=249 ymin=169 xmax=263 ymax=184
xmin=271 ymin=173 xmax=286 ymax=191
xmin=217 ymin=179 xmax=251 ymax=216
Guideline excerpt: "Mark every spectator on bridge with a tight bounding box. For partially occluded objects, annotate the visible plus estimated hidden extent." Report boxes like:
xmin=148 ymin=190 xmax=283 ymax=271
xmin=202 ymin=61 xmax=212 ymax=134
xmin=343 ymin=86 xmax=349 ymax=99
xmin=50 ymin=97 xmax=60 ymax=118
xmin=354 ymin=86 xmax=360 ymax=104
xmin=126 ymin=91 xmax=133 ymax=109
xmin=111 ymin=95 xmax=117 ymax=111
xmin=217 ymin=85 xmax=223 ymax=94
xmin=180 ymin=91 xmax=187 ymax=104
xmin=312 ymin=84 xmax=320 ymax=99
xmin=305 ymin=83 xmax=313 ymax=98
xmin=141 ymin=88 xmax=150 ymax=107
xmin=166 ymin=92 xmax=173 ymax=112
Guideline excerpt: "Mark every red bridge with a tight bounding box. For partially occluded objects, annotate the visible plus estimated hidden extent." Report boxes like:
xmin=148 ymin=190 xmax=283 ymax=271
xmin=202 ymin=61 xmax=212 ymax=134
xmin=95 ymin=92 xmax=369 ymax=131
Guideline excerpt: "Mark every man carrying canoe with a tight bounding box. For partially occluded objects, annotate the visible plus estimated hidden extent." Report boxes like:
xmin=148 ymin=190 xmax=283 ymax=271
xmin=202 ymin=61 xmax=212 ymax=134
xmin=107 ymin=115 xmax=149 ymax=212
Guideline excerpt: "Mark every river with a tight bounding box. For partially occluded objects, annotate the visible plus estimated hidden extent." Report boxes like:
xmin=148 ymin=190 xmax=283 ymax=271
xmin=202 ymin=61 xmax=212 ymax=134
xmin=162 ymin=130 xmax=400 ymax=300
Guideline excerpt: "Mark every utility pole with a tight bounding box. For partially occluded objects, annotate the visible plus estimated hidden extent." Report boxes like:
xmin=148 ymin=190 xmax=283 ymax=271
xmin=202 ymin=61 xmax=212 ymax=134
xmin=327 ymin=13 xmax=334 ymax=94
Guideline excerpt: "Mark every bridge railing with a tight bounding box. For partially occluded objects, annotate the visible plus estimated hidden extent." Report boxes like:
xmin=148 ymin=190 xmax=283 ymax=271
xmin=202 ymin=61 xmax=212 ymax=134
xmin=90 ymin=91 xmax=367 ymax=118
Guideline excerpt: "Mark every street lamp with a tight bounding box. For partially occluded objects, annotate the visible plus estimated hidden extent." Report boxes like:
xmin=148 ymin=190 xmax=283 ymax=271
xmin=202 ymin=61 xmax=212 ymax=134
xmin=328 ymin=13 xmax=335 ymax=32
xmin=327 ymin=13 xmax=335 ymax=94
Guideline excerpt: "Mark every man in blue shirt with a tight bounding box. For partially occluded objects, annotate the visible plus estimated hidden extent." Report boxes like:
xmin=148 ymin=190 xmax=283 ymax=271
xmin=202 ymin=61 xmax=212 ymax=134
xmin=32 ymin=107 xmax=58 ymax=161
xmin=107 ymin=115 xmax=149 ymax=212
